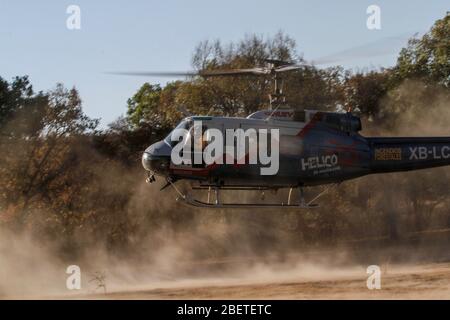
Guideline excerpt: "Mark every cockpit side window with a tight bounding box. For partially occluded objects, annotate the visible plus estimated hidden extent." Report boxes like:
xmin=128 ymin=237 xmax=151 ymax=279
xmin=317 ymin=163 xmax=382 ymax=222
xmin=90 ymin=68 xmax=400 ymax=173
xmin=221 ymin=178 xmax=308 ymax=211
xmin=164 ymin=119 xmax=191 ymax=147
xmin=165 ymin=119 xmax=211 ymax=167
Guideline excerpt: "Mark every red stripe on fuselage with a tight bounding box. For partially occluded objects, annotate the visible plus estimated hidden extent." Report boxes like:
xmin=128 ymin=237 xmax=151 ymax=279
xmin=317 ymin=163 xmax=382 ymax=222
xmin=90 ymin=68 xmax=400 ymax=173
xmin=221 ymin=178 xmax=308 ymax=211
xmin=297 ymin=113 xmax=322 ymax=138
xmin=169 ymin=153 xmax=250 ymax=177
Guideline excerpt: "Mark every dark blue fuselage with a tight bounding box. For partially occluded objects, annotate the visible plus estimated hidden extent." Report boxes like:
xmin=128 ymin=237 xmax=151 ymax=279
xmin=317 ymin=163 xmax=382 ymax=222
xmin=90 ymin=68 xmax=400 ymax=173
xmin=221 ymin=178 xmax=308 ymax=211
xmin=142 ymin=116 xmax=450 ymax=189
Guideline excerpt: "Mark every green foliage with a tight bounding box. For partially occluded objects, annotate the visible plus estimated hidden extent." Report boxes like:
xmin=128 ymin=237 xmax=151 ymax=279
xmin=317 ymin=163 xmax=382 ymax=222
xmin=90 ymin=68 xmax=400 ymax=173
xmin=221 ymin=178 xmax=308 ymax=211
xmin=126 ymin=83 xmax=162 ymax=128
xmin=0 ymin=76 xmax=49 ymax=139
xmin=0 ymin=76 xmax=33 ymax=124
xmin=395 ymin=13 xmax=450 ymax=86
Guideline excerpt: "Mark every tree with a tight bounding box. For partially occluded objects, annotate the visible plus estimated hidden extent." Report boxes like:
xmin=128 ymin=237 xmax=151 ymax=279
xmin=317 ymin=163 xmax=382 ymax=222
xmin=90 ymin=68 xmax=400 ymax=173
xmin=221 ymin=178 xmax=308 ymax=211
xmin=189 ymin=32 xmax=300 ymax=115
xmin=0 ymin=82 xmax=98 ymax=226
xmin=394 ymin=12 xmax=450 ymax=87
xmin=284 ymin=66 xmax=343 ymax=111
xmin=0 ymin=76 xmax=33 ymax=126
xmin=126 ymin=83 xmax=163 ymax=128
xmin=0 ymin=76 xmax=48 ymax=138
xmin=126 ymin=32 xmax=312 ymax=127
xmin=341 ymin=70 xmax=390 ymax=118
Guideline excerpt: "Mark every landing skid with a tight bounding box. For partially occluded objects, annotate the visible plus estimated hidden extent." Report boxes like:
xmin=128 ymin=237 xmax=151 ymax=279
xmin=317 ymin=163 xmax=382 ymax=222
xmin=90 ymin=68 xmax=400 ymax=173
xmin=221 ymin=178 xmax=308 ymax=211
xmin=166 ymin=178 xmax=337 ymax=209
xmin=179 ymin=195 xmax=319 ymax=209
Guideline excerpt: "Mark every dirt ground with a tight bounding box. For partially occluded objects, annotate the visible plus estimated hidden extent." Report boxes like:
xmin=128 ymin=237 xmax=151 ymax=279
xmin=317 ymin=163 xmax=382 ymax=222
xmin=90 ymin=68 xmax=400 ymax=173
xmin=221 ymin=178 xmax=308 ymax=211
xmin=62 ymin=262 xmax=450 ymax=300
xmin=4 ymin=237 xmax=450 ymax=300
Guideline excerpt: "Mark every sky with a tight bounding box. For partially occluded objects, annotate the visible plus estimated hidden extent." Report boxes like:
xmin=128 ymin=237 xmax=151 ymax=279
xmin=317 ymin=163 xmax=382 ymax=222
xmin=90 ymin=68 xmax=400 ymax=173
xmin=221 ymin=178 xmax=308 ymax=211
xmin=0 ymin=0 xmax=448 ymax=127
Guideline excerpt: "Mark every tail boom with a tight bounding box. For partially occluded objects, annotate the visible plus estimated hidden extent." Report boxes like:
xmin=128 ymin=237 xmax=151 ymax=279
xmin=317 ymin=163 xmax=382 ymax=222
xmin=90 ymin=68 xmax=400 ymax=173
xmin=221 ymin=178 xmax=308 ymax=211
xmin=368 ymin=137 xmax=450 ymax=173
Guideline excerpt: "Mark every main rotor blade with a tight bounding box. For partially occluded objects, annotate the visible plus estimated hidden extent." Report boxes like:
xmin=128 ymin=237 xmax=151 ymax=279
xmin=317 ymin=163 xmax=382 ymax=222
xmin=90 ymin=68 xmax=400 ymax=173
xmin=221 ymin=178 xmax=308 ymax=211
xmin=200 ymin=68 xmax=269 ymax=77
xmin=106 ymin=71 xmax=199 ymax=77
xmin=107 ymin=68 xmax=269 ymax=78
xmin=275 ymin=64 xmax=304 ymax=72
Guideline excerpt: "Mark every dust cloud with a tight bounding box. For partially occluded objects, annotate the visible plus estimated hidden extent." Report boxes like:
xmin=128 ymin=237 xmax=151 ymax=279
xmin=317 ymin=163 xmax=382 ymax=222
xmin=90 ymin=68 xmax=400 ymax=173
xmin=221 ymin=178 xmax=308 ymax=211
xmin=373 ymin=79 xmax=450 ymax=136
xmin=1 ymin=80 xmax=450 ymax=299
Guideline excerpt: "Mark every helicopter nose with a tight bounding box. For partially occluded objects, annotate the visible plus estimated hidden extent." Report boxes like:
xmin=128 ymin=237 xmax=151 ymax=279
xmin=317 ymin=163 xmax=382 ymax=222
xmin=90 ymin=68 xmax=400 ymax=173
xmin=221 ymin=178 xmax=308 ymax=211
xmin=142 ymin=152 xmax=170 ymax=173
xmin=141 ymin=152 xmax=154 ymax=171
xmin=142 ymin=140 xmax=171 ymax=174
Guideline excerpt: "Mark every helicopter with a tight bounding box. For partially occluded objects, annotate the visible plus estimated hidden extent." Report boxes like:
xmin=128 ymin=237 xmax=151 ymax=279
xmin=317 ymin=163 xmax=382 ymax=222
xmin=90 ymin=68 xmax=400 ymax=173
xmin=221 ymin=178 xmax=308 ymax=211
xmin=115 ymin=59 xmax=450 ymax=209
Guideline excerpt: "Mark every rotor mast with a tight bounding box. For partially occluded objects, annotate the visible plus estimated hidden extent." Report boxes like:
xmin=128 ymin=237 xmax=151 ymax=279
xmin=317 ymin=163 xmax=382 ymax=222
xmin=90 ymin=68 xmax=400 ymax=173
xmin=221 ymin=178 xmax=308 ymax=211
xmin=267 ymin=61 xmax=287 ymax=109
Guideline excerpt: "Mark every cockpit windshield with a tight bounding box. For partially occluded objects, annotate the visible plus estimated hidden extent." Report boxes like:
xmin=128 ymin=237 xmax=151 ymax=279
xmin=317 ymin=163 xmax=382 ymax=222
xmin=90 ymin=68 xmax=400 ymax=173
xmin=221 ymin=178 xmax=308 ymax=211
xmin=164 ymin=119 xmax=191 ymax=147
